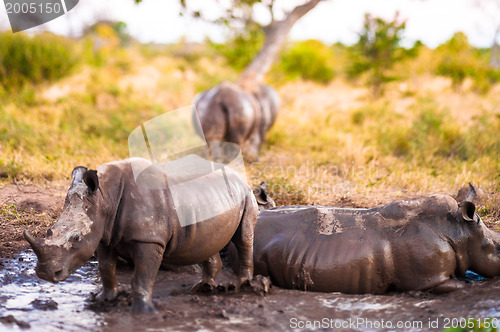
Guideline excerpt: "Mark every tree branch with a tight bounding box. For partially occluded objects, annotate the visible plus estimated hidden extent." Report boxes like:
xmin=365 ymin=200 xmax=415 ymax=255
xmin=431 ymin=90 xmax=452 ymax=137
xmin=238 ymin=0 xmax=321 ymax=90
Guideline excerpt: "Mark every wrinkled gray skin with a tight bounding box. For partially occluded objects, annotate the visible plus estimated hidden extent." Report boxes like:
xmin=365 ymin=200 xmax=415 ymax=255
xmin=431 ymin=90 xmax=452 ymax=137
xmin=251 ymin=186 xmax=500 ymax=294
xmin=215 ymin=182 xmax=274 ymax=263
xmin=253 ymin=182 xmax=275 ymax=211
xmin=194 ymin=82 xmax=279 ymax=160
xmin=24 ymin=159 xmax=258 ymax=314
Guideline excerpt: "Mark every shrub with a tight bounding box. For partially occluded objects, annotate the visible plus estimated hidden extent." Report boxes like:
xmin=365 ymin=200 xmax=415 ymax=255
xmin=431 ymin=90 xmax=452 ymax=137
xmin=347 ymin=13 xmax=409 ymax=97
xmin=280 ymin=39 xmax=335 ymax=84
xmin=435 ymin=32 xmax=477 ymax=90
xmin=210 ymin=24 xmax=264 ymax=71
xmin=435 ymin=32 xmax=500 ymax=93
xmin=0 ymin=32 xmax=79 ymax=90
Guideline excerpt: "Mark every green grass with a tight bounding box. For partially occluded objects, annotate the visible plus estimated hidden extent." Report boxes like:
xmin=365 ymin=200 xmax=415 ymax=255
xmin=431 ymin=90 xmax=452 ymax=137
xmin=0 ymin=34 xmax=499 ymax=223
xmin=0 ymin=32 xmax=79 ymax=90
xmin=256 ymin=78 xmax=500 ymax=219
xmin=0 ymin=41 xmax=236 ymax=183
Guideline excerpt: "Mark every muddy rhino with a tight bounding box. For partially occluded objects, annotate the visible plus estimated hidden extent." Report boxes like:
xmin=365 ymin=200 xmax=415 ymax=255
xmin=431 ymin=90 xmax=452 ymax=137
xmin=194 ymin=82 xmax=279 ymax=159
xmin=24 ymin=157 xmax=258 ymax=313
xmin=252 ymin=185 xmax=500 ymax=294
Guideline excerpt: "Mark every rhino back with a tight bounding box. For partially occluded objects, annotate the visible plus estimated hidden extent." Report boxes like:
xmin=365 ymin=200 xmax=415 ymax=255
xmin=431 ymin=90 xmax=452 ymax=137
xmin=255 ymin=207 xmax=393 ymax=293
xmin=196 ymin=82 xmax=256 ymax=144
xmin=255 ymin=201 xmax=459 ymax=293
xmin=99 ymin=158 xmax=251 ymax=264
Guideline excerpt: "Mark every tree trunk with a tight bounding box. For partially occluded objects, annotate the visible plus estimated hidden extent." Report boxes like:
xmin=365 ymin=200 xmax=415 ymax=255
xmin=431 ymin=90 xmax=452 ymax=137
xmin=237 ymin=0 xmax=321 ymax=91
xmin=491 ymin=25 xmax=500 ymax=68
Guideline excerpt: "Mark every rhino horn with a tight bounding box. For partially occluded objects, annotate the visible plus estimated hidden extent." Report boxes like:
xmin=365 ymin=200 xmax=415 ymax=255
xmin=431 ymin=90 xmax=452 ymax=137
xmin=23 ymin=230 xmax=44 ymax=257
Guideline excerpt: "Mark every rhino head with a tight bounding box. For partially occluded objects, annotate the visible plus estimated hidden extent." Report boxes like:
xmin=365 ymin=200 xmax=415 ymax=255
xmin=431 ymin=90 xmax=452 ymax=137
xmin=459 ymin=184 xmax=500 ymax=278
xmin=24 ymin=167 xmax=105 ymax=283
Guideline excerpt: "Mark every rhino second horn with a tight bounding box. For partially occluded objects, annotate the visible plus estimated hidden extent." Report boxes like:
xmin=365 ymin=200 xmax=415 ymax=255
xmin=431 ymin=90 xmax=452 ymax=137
xmin=23 ymin=230 xmax=43 ymax=257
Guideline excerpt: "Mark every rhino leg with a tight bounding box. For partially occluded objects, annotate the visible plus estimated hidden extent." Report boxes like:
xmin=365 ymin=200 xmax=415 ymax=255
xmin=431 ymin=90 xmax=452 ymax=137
xmin=192 ymin=253 xmax=222 ymax=293
xmin=231 ymin=194 xmax=258 ymax=285
xmin=244 ymin=132 xmax=261 ymax=162
xmin=96 ymin=244 xmax=119 ymax=301
xmin=428 ymin=279 xmax=466 ymax=294
xmin=130 ymin=242 xmax=164 ymax=314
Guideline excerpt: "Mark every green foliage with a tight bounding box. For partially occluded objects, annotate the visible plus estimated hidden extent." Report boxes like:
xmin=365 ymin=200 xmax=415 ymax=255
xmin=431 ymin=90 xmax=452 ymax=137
xmin=84 ymin=20 xmax=132 ymax=47
xmin=210 ymin=24 xmax=264 ymax=71
xmin=280 ymin=40 xmax=335 ymax=84
xmin=436 ymin=32 xmax=477 ymax=90
xmin=436 ymin=32 xmax=500 ymax=93
xmin=0 ymin=32 xmax=80 ymax=90
xmin=372 ymin=98 xmax=500 ymax=165
xmin=81 ymin=22 xmax=124 ymax=67
xmin=348 ymin=13 xmax=409 ymax=97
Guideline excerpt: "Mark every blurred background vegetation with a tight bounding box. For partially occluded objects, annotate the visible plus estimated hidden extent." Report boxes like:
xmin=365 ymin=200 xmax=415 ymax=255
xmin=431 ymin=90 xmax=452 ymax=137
xmin=0 ymin=16 xmax=498 ymax=218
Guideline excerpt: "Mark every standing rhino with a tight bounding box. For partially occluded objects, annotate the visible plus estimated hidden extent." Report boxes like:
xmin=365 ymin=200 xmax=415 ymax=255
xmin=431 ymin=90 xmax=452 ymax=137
xmin=194 ymin=82 xmax=279 ymax=160
xmin=24 ymin=157 xmax=258 ymax=313
xmin=252 ymin=185 xmax=500 ymax=294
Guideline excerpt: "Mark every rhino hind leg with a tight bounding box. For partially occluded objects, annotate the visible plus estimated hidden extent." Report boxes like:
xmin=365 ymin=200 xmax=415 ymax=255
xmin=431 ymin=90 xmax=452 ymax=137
xmin=191 ymin=253 xmax=222 ymax=293
xmin=428 ymin=279 xmax=466 ymax=294
xmin=96 ymin=244 xmax=119 ymax=302
xmin=130 ymin=242 xmax=164 ymax=314
xmin=231 ymin=194 xmax=258 ymax=286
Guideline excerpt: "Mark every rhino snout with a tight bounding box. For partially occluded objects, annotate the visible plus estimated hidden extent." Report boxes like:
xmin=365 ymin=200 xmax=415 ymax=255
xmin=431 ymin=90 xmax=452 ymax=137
xmin=35 ymin=263 xmax=68 ymax=283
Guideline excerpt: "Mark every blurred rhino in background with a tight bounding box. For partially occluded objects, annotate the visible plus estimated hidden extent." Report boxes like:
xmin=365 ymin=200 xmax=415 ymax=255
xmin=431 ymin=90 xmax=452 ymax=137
xmin=193 ymin=82 xmax=279 ymax=160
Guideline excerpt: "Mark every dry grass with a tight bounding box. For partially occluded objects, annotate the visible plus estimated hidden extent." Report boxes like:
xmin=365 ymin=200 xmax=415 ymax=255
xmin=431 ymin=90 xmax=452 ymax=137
xmin=0 ymin=44 xmax=498 ymax=224
xmin=250 ymin=78 xmax=500 ymax=224
xmin=0 ymin=203 xmax=57 ymax=235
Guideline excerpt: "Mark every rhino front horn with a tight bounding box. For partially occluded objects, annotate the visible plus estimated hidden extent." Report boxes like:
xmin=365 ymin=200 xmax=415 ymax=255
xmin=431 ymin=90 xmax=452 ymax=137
xmin=23 ymin=230 xmax=44 ymax=257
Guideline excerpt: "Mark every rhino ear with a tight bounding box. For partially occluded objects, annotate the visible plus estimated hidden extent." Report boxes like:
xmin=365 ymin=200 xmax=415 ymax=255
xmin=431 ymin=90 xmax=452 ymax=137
xmin=254 ymin=182 xmax=268 ymax=205
xmin=83 ymin=170 xmax=99 ymax=192
xmin=461 ymin=201 xmax=476 ymax=223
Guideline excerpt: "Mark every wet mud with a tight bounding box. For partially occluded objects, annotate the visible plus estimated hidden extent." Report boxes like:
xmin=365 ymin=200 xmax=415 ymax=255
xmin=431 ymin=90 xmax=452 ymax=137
xmin=1 ymin=251 xmax=500 ymax=331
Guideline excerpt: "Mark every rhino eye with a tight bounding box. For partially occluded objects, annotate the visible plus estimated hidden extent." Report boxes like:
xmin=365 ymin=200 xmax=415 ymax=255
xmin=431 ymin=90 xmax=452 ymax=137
xmin=71 ymin=234 xmax=81 ymax=242
xmin=47 ymin=229 xmax=53 ymax=237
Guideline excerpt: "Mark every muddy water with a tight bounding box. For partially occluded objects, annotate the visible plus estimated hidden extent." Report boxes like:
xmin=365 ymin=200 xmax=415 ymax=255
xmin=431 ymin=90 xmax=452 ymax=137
xmin=1 ymin=251 xmax=500 ymax=331
xmin=0 ymin=251 xmax=100 ymax=331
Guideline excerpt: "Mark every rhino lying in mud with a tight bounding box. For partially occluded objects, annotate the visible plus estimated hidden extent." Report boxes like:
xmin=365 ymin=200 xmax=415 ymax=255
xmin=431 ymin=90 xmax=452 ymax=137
xmin=24 ymin=157 xmax=258 ymax=313
xmin=250 ymin=185 xmax=500 ymax=294
xmin=194 ymin=82 xmax=279 ymax=159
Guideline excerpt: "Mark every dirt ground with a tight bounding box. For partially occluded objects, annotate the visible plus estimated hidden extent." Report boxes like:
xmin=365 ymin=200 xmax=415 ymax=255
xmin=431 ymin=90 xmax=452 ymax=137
xmin=0 ymin=184 xmax=65 ymax=258
xmin=1 ymin=184 xmax=500 ymax=331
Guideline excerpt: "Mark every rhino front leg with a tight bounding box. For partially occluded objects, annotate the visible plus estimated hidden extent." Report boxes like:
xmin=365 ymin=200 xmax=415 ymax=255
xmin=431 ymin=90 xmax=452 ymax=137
xmin=96 ymin=244 xmax=119 ymax=301
xmin=192 ymin=253 xmax=222 ymax=293
xmin=130 ymin=242 xmax=164 ymax=314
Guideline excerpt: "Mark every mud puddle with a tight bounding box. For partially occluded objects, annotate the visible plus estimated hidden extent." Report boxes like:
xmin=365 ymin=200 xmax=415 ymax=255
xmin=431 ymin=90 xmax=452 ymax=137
xmin=1 ymin=251 xmax=500 ymax=331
